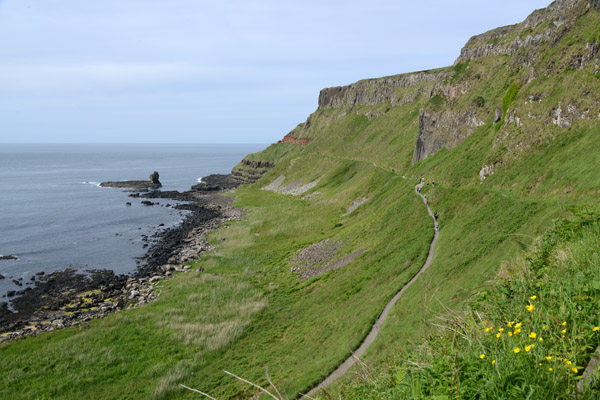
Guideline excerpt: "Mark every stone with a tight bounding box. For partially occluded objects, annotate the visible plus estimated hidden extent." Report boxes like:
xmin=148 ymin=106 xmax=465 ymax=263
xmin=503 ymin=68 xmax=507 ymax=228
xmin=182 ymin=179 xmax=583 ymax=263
xmin=494 ymin=106 xmax=502 ymax=123
xmin=150 ymin=171 xmax=160 ymax=184
xmin=149 ymin=275 xmax=163 ymax=283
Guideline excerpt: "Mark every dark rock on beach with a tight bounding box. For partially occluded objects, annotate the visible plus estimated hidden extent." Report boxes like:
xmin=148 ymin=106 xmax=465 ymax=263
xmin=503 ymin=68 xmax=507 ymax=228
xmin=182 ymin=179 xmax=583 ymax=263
xmin=0 ymin=255 xmax=18 ymax=261
xmin=191 ymin=173 xmax=242 ymax=192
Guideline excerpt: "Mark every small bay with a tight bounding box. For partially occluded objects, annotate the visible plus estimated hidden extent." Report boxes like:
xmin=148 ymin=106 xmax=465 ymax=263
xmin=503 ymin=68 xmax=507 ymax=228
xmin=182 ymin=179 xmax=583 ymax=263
xmin=0 ymin=143 xmax=264 ymax=298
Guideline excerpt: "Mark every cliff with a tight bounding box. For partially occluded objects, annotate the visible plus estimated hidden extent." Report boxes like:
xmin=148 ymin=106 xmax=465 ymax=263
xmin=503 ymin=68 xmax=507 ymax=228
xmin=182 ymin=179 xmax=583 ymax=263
xmin=267 ymin=0 xmax=600 ymax=171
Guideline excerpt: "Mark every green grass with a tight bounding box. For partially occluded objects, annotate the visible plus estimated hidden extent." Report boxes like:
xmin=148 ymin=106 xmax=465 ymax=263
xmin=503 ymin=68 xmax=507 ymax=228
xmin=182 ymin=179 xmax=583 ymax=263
xmin=338 ymin=209 xmax=600 ymax=399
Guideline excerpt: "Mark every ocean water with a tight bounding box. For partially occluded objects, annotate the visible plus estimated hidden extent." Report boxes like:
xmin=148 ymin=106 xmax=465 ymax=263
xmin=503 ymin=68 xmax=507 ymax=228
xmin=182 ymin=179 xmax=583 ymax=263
xmin=0 ymin=143 xmax=265 ymax=299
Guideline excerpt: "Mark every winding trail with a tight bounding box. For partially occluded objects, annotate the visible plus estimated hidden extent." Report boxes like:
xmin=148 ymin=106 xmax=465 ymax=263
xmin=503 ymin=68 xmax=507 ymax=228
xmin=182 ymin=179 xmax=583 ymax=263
xmin=305 ymin=181 xmax=439 ymax=397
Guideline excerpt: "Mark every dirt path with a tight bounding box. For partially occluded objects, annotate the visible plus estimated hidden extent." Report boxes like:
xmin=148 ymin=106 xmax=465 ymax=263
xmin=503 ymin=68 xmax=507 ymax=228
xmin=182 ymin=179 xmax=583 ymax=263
xmin=305 ymin=182 xmax=439 ymax=397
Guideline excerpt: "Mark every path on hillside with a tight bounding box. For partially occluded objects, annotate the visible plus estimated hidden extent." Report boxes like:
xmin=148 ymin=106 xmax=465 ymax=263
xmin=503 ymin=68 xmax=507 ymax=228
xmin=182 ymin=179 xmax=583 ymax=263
xmin=305 ymin=181 xmax=439 ymax=398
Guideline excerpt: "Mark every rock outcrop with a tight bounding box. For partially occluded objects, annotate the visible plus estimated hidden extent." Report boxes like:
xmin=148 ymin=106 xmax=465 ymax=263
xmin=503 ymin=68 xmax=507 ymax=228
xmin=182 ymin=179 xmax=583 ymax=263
xmin=413 ymin=109 xmax=485 ymax=163
xmin=318 ymin=71 xmax=447 ymax=109
xmin=100 ymin=171 xmax=162 ymax=190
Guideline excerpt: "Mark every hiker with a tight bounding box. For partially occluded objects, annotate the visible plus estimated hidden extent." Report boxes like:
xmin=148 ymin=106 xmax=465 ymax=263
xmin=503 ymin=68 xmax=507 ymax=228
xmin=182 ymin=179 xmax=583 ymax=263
xmin=435 ymin=223 xmax=439 ymax=230
xmin=434 ymin=211 xmax=438 ymax=220
xmin=426 ymin=199 xmax=429 ymax=205
xmin=432 ymin=181 xmax=435 ymax=186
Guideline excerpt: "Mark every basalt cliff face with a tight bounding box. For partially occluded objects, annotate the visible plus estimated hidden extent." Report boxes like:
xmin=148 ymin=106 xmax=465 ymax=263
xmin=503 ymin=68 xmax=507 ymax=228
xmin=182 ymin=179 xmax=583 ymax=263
xmin=260 ymin=0 xmax=600 ymax=174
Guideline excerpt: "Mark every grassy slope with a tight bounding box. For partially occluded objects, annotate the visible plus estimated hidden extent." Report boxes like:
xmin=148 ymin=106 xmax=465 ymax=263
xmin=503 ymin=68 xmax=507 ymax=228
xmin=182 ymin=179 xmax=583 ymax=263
xmin=2 ymin=3 xmax=600 ymax=400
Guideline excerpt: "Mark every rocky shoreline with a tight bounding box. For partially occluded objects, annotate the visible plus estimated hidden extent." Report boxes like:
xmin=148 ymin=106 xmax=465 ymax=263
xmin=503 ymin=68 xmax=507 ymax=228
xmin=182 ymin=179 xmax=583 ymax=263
xmin=0 ymin=174 xmax=245 ymax=342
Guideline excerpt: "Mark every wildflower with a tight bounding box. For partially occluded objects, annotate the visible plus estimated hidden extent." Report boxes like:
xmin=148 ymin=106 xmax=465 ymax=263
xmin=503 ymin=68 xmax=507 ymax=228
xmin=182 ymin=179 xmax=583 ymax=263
xmin=572 ymin=367 xmax=578 ymax=373
xmin=498 ymin=328 xmax=504 ymax=332
xmin=566 ymin=360 xmax=572 ymax=365
xmin=562 ymin=321 xmax=567 ymax=326
xmin=514 ymin=347 xmax=521 ymax=354
xmin=543 ymin=325 xmax=549 ymax=330
xmin=549 ymin=368 xmax=553 ymax=371
xmin=526 ymin=304 xmax=535 ymax=312
xmin=492 ymin=360 xmax=496 ymax=365
xmin=507 ymin=321 xmax=514 ymax=327
xmin=593 ymin=327 xmax=600 ymax=332
xmin=529 ymin=332 xmax=537 ymax=339
xmin=525 ymin=346 xmax=532 ymax=352
xmin=539 ymin=337 xmax=544 ymax=342
xmin=496 ymin=333 xmax=502 ymax=338
xmin=480 ymin=354 xmax=485 ymax=359
xmin=539 ymin=363 xmax=542 ymax=366
xmin=508 ymin=331 xmax=513 ymax=336
xmin=483 ymin=320 xmax=487 ymax=325
xmin=546 ymin=356 xmax=552 ymax=361
xmin=561 ymin=329 xmax=567 ymax=334
xmin=485 ymin=327 xmax=492 ymax=333
xmin=514 ymin=328 xmax=522 ymax=335
xmin=530 ymin=295 xmax=537 ymax=300
xmin=515 ymin=322 xmax=523 ymax=329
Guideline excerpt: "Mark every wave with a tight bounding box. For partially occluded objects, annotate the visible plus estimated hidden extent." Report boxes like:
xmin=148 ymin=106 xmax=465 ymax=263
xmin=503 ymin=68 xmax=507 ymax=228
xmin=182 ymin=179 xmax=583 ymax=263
xmin=82 ymin=181 xmax=102 ymax=187
xmin=196 ymin=177 xmax=203 ymax=183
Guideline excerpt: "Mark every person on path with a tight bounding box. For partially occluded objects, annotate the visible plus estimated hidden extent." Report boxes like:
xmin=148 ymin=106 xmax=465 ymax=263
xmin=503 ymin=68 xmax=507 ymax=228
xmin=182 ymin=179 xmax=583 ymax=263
xmin=434 ymin=211 xmax=438 ymax=220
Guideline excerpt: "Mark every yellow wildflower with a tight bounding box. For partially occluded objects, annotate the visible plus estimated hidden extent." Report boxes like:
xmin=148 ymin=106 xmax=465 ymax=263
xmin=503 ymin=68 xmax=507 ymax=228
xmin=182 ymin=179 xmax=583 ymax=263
xmin=593 ymin=327 xmax=600 ymax=332
xmin=539 ymin=363 xmax=542 ymax=366
xmin=498 ymin=328 xmax=504 ymax=332
xmin=508 ymin=331 xmax=513 ymax=336
xmin=514 ymin=347 xmax=521 ymax=354
xmin=530 ymin=295 xmax=537 ymax=300
xmin=515 ymin=322 xmax=522 ymax=329
xmin=507 ymin=321 xmax=514 ymax=327
xmin=539 ymin=337 xmax=544 ymax=342
xmin=525 ymin=346 xmax=531 ymax=352
xmin=572 ymin=367 xmax=578 ymax=373
xmin=549 ymin=368 xmax=553 ymax=371
xmin=561 ymin=329 xmax=567 ymax=334
xmin=526 ymin=304 xmax=535 ymax=312
xmin=492 ymin=360 xmax=496 ymax=365
xmin=529 ymin=332 xmax=537 ymax=339
xmin=496 ymin=333 xmax=502 ymax=339
xmin=485 ymin=327 xmax=492 ymax=333
xmin=542 ymin=325 xmax=549 ymax=330
xmin=562 ymin=321 xmax=567 ymax=326
xmin=480 ymin=354 xmax=485 ymax=359
xmin=546 ymin=356 xmax=552 ymax=361
xmin=514 ymin=328 xmax=522 ymax=335
xmin=566 ymin=360 xmax=572 ymax=365
xmin=483 ymin=320 xmax=487 ymax=325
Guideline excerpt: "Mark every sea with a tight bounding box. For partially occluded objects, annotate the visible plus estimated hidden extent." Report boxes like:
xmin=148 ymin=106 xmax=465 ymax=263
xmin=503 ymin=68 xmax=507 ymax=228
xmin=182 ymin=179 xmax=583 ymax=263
xmin=0 ymin=143 xmax=265 ymax=299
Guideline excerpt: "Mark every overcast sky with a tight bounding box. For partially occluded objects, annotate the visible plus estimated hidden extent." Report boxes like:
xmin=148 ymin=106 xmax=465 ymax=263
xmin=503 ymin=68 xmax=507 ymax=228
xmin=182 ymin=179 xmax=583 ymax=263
xmin=0 ymin=0 xmax=551 ymax=144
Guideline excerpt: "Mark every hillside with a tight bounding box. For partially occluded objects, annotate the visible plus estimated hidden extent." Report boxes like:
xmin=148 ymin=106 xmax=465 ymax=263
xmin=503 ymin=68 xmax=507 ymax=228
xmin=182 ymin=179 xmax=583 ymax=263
xmin=3 ymin=0 xmax=600 ymax=399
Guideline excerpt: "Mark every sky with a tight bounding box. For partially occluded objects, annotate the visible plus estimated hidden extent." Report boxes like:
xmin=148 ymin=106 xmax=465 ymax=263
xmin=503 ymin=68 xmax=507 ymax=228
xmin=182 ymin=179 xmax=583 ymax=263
xmin=0 ymin=0 xmax=552 ymax=144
